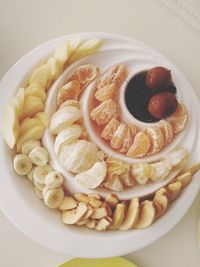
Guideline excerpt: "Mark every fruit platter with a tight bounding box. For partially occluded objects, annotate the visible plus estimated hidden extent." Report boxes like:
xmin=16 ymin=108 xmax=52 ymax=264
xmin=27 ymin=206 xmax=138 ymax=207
xmin=0 ymin=33 xmax=200 ymax=257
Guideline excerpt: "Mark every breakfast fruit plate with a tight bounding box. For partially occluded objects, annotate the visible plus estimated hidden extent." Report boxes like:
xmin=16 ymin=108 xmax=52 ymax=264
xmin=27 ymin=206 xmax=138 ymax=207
xmin=0 ymin=32 xmax=200 ymax=258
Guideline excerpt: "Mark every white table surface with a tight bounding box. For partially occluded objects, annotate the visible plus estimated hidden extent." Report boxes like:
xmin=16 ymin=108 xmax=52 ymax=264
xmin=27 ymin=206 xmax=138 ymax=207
xmin=0 ymin=0 xmax=200 ymax=266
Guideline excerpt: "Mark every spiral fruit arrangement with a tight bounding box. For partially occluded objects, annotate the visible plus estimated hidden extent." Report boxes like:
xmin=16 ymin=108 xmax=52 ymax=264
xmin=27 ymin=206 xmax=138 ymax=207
xmin=2 ymin=36 xmax=200 ymax=231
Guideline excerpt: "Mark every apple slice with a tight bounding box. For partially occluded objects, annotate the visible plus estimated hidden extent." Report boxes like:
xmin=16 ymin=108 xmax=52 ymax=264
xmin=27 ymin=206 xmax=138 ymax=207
xmin=2 ymin=103 xmax=19 ymax=149
xmin=91 ymin=207 xmax=108 ymax=219
xmin=59 ymin=196 xmax=77 ymax=211
xmin=29 ymin=64 xmax=51 ymax=88
xmin=19 ymin=117 xmax=41 ymax=135
xmin=95 ymin=217 xmax=111 ymax=231
xmin=15 ymin=88 xmax=25 ymax=116
xmin=25 ymin=83 xmax=46 ymax=102
xmin=68 ymin=36 xmax=82 ymax=56
xmin=135 ymin=200 xmax=155 ymax=229
xmin=61 ymin=202 xmax=88 ymax=225
xmin=46 ymin=57 xmax=62 ymax=80
xmin=20 ymin=95 xmax=44 ymax=121
xmin=119 ymin=198 xmax=139 ymax=230
xmin=69 ymin=39 xmax=103 ymax=63
xmin=186 ymin=162 xmax=200 ymax=176
xmin=176 ymin=172 xmax=192 ymax=188
xmin=153 ymin=189 xmax=168 ymax=219
xmin=54 ymin=42 xmax=69 ymax=64
xmin=16 ymin=124 xmax=44 ymax=152
xmin=35 ymin=112 xmax=49 ymax=128
xmin=167 ymin=181 xmax=182 ymax=202
xmin=110 ymin=203 xmax=126 ymax=230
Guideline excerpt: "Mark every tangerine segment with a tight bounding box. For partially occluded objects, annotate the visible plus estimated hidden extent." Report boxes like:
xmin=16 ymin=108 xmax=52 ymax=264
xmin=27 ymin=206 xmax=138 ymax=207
xmin=101 ymin=118 xmax=120 ymax=141
xmin=159 ymin=120 xmax=174 ymax=145
xmin=90 ymin=99 xmax=119 ymax=125
xmin=127 ymin=132 xmax=150 ymax=158
xmin=96 ymin=65 xmax=127 ymax=90
xmin=69 ymin=64 xmax=100 ymax=89
xmin=146 ymin=127 xmax=164 ymax=155
xmin=110 ymin=123 xmax=127 ymax=150
xmin=57 ymin=81 xmax=80 ymax=106
xmin=129 ymin=124 xmax=138 ymax=138
xmin=166 ymin=103 xmax=188 ymax=134
xmin=119 ymin=126 xmax=133 ymax=153
xmin=95 ymin=83 xmax=117 ymax=102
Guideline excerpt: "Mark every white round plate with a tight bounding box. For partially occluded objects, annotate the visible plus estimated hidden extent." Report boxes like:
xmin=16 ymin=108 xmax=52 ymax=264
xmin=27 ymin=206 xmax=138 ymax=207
xmin=0 ymin=32 xmax=200 ymax=258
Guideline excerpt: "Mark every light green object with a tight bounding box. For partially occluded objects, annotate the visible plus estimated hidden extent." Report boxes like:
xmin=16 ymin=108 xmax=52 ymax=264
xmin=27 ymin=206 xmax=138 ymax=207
xmin=58 ymin=257 xmax=138 ymax=267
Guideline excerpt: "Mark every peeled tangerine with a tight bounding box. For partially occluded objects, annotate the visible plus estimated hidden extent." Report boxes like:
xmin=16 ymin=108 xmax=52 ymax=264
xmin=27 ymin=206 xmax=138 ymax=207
xmin=90 ymin=99 xmax=119 ymax=125
xmin=146 ymin=127 xmax=164 ymax=155
xmin=101 ymin=118 xmax=120 ymax=141
xmin=49 ymin=106 xmax=81 ymax=134
xmin=57 ymin=81 xmax=81 ymax=107
xmin=110 ymin=123 xmax=126 ymax=150
xmin=127 ymin=132 xmax=150 ymax=158
xmin=59 ymin=140 xmax=98 ymax=173
xmin=74 ymin=161 xmax=107 ymax=189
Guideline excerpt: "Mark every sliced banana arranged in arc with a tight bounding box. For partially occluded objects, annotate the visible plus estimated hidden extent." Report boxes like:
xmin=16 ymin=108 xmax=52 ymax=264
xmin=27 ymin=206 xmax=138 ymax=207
xmin=43 ymin=187 xmax=64 ymax=209
xmin=49 ymin=106 xmax=81 ymax=134
xmin=153 ymin=189 xmax=168 ymax=219
xmin=13 ymin=154 xmax=33 ymax=176
xmin=34 ymin=186 xmax=44 ymax=200
xmin=45 ymin=171 xmax=64 ymax=189
xmin=74 ymin=161 xmax=107 ymax=189
xmin=34 ymin=180 xmax=45 ymax=191
xmin=26 ymin=166 xmax=37 ymax=183
xmin=33 ymin=164 xmax=52 ymax=185
xmin=119 ymin=198 xmax=139 ymax=230
xmin=135 ymin=201 xmax=155 ymax=229
xmin=54 ymin=124 xmax=82 ymax=155
xmin=29 ymin=146 xmax=49 ymax=166
xmin=21 ymin=139 xmax=41 ymax=154
xmin=61 ymin=202 xmax=88 ymax=224
xmin=110 ymin=203 xmax=126 ymax=230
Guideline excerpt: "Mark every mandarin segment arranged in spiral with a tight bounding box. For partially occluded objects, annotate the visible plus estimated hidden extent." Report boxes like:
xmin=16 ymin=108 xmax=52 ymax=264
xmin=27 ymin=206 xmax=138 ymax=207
xmin=2 ymin=35 xmax=198 ymax=233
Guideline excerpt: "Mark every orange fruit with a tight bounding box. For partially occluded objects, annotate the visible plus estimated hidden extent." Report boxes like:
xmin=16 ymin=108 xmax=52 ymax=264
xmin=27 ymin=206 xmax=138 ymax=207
xmin=95 ymin=83 xmax=117 ymax=102
xmin=57 ymin=81 xmax=81 ymax=106
xmin=101 ymin=118 xmax=120 ymax=141
xmin=119 ymin=126 xmax=133 ymax=153
xmin=90 ymin=99 xmax=119 ymax=125
xmin=112 ymin=65 xmax=128 ymax=89
xmin=127 ymin=131 xmax=150 ymax=158
xmin=110 ymin=123 xmax=127 ymax=150
xmin=146 ymin=126 xmax=164 ymax=155
xmin=166 ymin=103 xmax=188 ymax=134
xmin=159 ymin=120 xmax=174 ymax=145
xmin=69 ymin=64 xmax=100 ymax=88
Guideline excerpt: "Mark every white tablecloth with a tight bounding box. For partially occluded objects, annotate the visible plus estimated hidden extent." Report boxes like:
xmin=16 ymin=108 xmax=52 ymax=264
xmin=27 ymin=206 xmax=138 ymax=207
xmin=0 ymin=0 xmax=200 ymax=266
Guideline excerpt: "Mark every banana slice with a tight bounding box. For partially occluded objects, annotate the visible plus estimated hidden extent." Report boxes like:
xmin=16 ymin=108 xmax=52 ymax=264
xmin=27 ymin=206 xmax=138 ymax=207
xmin=45 ymin=171 xmax=63 ymax=189
xmin=131 ymin=163 xmax=154 ymax=185
xmin=119 ymin=198 xmax=139 ymax=230
xmin=163 ymin=147 xmax=189 ymax=169
xmin=68 ymin=36 xmax=82 ymax=56
xmin=59 ymin=140 xmax=98 ymax=173
xmin=35 ymin=112 xmax=50 ymax=128
xmin=153 ymin=189 xmax=168 ymax=219
xmin=69 ymin=39 xmax=103 ymax=63
xmin=17 ymin=124 xmax=44 ymax=152
xmin=95 ymin=217 xmax=111 ymax=231
xmin=167 ymin=181 xmax=182 ymax=202
xmin=34 ymin=186 xmax=44 ymax=200
xmin=59 ymin=99 xmax=80 ymax=110
xmin=2 ymin=103 xmax=19 ymax=149
xmin=110 ymin=203 xmax=126 ymax=230
xmin=135 ymin=201 xmax=155 ymax=229
xmin=104 ymin=175 xmax=124 ymax=192
xmin=49 ymin=106 xmax=81 ymax=135
xmin=33 ymin=164 xmax=52 ymax=185
xmin=34 ymin=180 xmax=45 ymax=191
xmin=25 ymin=83 xmax=46 ymax=102
xmin=150 ymin=161 xmax=171 ymax=182
xmin=46 ymin=57 xmax=62 ymax=80
xmin=20 ymin=95 xmax=44 ymax=121
xmin=54 ymin=124 xmax=82 ymax=155
xmin=61 ymin=202 xmax=88 ymax=224
xmin=26 ymin=166 xmax=37 ymax=183
xmin=74 ymin=161 xmax=107 ymax=189
xmin=176 ymin=172 xmax=192 ymax=188
xmin=29 ymin=64 xmax=51 ymax=88
xmin=21 ymin=139 xmax=41 ymax=154
xmin=59 ymin=196 xmax=77 ymax=210
xmin=29 ymin=146 xmax=49 ymax=166
xmin=54 ymin=42 xmax=69 ymax=64
xmin=44 ymin=187 xmax=64 ymax=208
xmin=13 ymin=154 xmax=33 ymax=175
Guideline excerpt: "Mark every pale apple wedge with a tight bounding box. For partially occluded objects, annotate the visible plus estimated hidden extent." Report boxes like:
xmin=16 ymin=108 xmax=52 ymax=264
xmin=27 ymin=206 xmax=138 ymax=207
xmin=59 ymin=196 xmax=77 ymax=211
xmin=54 ymin=42 xmax=69 ymax=64
xmin=29 ymin=64 xmax=51 ymax=88
xmin=95 ymin=217 xmax=111 ymax=231
xmin=91 ymin=207 xmax=108 ymax=219
xmin=135 ymin=200 xmax=155 ymax=229
xmin=20 ymin=95 xmax=44 ymax=121
xmin=2 ymin=103 xmax=19 ymax=149
xmin=61 ymin=202 xmax=88 ymax=225
xmin=69 ymin=39 xmax=103 ymax=63
xmin=68 ymin=36 xmax=82 ymax=56
xmin=25 ymin=83 xmax=46 ymax=102
xmin=186 ymin=162 xmax=200 ymax=176
xmin=15 ymin=88 xmax=25 ymax=116
xmin=35 ymin=112 xmax=49 ymax=128
xmin=119 ymin=198 xmax=139 ymax=230
xmin=46 ymin=57 xmax=62 ymax=80
xmin=105 ymin=194 xmax=118 ymax=208
xmin=153 ymin=189 xmax=168 ymax=219
xmin=176 ymin=172 xmax=192 ymax=188
xmin=19 ymin=117 xmax=41 ymax=136
xmin=16 ymin=124 xmax=44 ymax=152
xmin=110 ymin=203 xmax=126 ymax=230
xmin=167 ymin=181 xmax=182 ymax=202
